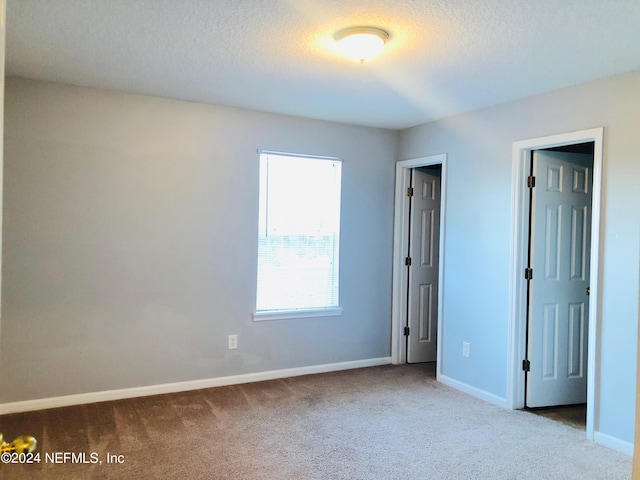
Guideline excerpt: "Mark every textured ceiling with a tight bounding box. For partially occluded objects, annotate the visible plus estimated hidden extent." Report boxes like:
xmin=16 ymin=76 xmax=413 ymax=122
xmin=6 ymin=0 xmax=640 ymax=129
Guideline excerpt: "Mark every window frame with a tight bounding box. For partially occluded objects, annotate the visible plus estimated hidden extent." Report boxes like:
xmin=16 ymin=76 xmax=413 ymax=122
xmin=253 ymin=150 xmax=343 ymax=321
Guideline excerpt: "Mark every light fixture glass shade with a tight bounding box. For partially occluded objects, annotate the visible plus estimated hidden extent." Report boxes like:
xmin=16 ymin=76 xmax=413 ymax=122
xmin=334 ymin=27 xmax=390 ymax=63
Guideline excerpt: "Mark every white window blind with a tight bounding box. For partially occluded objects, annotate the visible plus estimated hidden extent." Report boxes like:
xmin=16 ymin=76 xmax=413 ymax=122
xmin=256 ymin=152 xmax=342 ymax=313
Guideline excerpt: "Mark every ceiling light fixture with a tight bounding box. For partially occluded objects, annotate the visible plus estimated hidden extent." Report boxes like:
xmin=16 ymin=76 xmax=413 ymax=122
xmin=334 ymin=26 xmax=390 ymax=63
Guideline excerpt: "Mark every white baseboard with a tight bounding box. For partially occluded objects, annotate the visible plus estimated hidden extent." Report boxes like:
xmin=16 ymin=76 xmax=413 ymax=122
xmin=438 ymin=373 xmax=508 ymax=408
xmin=594 ymin=431 xmax=634 ymax=456
xmin=0 ymin=357 xmax=392 ymax=415
xmin=437 ymin=375 xmax=635 ymax=455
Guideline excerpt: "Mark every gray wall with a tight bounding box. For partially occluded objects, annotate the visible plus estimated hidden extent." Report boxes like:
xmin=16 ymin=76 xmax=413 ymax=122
xmin=399 ymin=70 xmax=640 ymax=445
xmin=0 ymin=77 xmax=398 ymax=402
xmin=0 ymin=2 xmax=5 ymax=335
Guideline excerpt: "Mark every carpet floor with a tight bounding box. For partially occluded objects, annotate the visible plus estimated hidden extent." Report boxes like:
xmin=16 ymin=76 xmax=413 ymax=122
xmin=527 ymin=403 xmax=587 ymax=430
xmin=0 ymin=364 xmax=632 ymax=479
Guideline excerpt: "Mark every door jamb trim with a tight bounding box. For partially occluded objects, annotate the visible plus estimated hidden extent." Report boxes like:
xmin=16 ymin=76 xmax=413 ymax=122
xmin=507 ymin=128 xmax=604 ymax=442
xmin=391 ymin=154 xmax=447 ymax=376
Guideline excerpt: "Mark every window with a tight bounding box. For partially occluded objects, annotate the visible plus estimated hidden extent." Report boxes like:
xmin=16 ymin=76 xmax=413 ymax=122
xmin=254 ymin=152 xmax=342 ymax=320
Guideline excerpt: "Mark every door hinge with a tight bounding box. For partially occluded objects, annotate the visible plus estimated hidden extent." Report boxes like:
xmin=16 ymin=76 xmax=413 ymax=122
xmin=407 ymin=187 xmax=414 ymax=197
xmin=522 ymin=359 xmax=531 ymax=372
xmin=527 ymin=176 xmax=536 ymax=188
xmin=524 ymin=268 xmax=533 ymax=280
xmin=404 ymin=326 xmax=410 ymax=336
xmin=405 ymin=257 xmax=412 ymax=266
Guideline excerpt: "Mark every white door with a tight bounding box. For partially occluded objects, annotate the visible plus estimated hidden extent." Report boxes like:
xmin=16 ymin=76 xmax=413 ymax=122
xmin=407 ymin=167 xmax=441 ymax=363
xmin=526 ymin=150 xmax=593 ymax=407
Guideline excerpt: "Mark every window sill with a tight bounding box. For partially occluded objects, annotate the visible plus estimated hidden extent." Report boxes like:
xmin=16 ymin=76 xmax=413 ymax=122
xmin=253 ymin=307 xmax=343 ymax=322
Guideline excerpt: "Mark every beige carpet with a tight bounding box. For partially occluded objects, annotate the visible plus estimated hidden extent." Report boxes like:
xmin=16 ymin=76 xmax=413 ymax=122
xmin=0 ymin=364 xmax=631 ymax=479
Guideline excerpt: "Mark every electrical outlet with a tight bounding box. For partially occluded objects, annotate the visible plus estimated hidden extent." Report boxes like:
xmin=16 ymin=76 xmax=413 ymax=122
xmin=462 ymin=342 xmax=470 ymax=358
xmin=228 ymin=334 xmax=238 ymax=350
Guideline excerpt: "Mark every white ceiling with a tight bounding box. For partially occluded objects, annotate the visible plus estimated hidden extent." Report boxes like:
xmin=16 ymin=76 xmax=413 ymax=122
xmin=6 ymin=0 xmax=640 ymax=130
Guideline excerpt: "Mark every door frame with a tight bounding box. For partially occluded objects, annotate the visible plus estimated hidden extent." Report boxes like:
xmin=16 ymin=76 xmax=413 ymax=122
xmin=507 ymin=128 xmax=604 ymax=441
xmin=391 ymin=154 xmax=447 ymax=373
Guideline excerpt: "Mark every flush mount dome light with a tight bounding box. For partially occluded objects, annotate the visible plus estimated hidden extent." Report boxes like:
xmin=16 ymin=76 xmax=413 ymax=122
xmin=334 ymin=26 xmax=390 ymax=63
